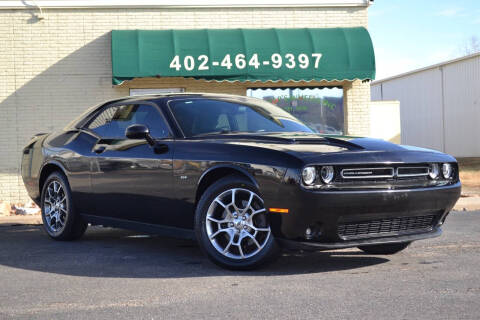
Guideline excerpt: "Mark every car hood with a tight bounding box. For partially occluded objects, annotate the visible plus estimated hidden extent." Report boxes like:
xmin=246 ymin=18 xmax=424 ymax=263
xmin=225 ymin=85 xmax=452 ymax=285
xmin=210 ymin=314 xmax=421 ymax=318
xmin=191 ymin=132 xmax=456 ymax=164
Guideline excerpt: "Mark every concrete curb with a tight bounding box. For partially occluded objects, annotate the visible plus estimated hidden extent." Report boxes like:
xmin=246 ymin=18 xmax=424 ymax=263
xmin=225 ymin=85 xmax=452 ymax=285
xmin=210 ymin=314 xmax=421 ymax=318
xmin=0 ymin=215 xmax=42 ymax=226
xmin=453 ymin=196 xmax=480 ymax=212
xmin=1 ymin=197 xmax=479 ymax=226
xmin=1 ymin=206 xmax=479 ymax=229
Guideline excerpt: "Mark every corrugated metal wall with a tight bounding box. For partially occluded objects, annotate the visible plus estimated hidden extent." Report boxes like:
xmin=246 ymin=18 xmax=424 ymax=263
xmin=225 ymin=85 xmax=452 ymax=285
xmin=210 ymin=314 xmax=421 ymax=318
xmin=371 ymin=54 xmax=480 ymax=157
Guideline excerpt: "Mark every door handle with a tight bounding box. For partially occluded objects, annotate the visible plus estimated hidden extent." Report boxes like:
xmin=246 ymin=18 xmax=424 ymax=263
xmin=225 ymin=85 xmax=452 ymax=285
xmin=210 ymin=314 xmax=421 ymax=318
xmin=93 ymin=146 xmax=106 ymax=154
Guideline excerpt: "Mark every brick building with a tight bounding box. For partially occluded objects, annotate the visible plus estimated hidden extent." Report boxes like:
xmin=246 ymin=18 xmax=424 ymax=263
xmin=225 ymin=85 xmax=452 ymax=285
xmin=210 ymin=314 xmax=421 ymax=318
xmin=0 ymin=0 xmax=375 ymax=203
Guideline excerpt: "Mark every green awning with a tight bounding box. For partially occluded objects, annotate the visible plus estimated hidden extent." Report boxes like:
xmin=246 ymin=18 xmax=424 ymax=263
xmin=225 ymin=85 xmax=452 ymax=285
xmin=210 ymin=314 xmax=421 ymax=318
xmin=111 ymin=27 xmax=375 ymax=85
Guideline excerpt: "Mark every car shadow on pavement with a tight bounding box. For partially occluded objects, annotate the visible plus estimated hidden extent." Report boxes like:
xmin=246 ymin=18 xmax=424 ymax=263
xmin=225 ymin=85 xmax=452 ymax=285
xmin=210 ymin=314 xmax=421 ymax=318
xmin=0 ymin=225 xmax=389 ymax=278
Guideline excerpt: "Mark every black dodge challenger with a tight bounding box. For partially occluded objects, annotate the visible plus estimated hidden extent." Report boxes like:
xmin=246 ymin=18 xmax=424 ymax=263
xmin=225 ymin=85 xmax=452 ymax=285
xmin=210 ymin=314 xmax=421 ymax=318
xmin=21 ymin=93 xmax=461 ymax=269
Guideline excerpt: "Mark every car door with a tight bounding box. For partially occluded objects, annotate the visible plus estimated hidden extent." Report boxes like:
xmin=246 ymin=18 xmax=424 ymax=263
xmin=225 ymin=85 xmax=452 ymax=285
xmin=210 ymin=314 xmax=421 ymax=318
xmin=85 ymin=102 xmax=176 ymax=226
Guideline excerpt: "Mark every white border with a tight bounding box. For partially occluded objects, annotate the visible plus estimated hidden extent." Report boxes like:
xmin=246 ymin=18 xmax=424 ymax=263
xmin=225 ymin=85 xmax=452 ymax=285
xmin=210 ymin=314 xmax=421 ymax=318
xmin=0 ymin=0 xmax=371 ymax=9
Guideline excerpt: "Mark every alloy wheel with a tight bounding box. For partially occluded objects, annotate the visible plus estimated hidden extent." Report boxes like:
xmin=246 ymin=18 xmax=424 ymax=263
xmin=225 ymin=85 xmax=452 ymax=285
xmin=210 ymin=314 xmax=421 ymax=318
xmin=43 ymin=180 xmax=68 ymax=233
xmin=205 ymin=188 xmax=271 ymax=260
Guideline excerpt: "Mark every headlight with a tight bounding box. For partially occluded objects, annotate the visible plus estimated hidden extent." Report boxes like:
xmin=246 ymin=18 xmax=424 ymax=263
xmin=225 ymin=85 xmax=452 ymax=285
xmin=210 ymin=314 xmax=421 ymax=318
xmin=302 ymin=166 xmax=316 ymax=185
xmin=320 ymin=166 xmax=334 ymax=184
xmin=429 ymin=163 xmax=439 ymax=179
xmin=442 ymin=163 xmax=453 ymax=179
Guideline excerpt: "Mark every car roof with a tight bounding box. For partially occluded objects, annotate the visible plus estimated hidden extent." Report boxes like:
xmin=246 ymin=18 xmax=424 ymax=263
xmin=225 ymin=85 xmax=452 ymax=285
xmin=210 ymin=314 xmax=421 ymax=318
xmin=112 ymin=92 xmax=261 ymax=105
xmin=70 ymin=93 xmax=266 ymax=130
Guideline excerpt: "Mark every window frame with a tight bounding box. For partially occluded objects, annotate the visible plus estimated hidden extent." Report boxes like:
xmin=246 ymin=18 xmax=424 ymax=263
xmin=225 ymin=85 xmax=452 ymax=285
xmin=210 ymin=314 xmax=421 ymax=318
xmin=81 ymin=100 xmax=174 ymax=140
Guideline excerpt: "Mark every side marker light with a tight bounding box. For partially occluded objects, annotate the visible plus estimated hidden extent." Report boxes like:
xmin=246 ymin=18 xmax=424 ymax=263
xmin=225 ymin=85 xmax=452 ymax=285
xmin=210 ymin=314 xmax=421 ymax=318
xmin=269 ymin=208 xmax=289 ymax=213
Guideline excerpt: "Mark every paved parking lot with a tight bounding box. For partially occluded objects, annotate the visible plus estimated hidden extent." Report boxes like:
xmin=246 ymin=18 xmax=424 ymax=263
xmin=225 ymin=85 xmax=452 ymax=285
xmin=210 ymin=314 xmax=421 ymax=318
xmin=0 ymin=211 xmax=479 ymax=320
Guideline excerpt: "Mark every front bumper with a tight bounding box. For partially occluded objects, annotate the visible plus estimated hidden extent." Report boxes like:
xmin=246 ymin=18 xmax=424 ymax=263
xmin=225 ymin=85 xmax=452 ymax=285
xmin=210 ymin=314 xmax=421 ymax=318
xmin=278 ymin=227 xmax=442 ymax=251
xmin=269 ymin=182 xmax=461 ymax=245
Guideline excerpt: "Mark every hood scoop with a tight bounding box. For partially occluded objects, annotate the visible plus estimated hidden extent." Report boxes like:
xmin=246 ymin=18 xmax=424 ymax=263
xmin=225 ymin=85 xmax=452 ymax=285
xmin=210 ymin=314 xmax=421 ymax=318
xmin=291 ymin=136 xmax=364 ymax=150
xmin=191 ymin=133 xmax=364 ymax=150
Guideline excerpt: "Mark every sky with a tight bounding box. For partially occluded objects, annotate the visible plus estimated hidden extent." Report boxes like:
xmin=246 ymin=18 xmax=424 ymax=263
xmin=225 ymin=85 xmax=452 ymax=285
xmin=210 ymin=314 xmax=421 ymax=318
xmin=369 ymin=0 xmax=480 ymax=80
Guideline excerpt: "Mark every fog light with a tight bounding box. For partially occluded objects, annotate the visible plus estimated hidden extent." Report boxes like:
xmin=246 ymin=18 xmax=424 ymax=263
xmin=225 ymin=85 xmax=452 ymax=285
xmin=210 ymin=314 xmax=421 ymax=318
xmin=320 ymin=166 xmax=334 ymax=184
xmin=429 ymin=163 xmax=439 ymax=179
xmin=302 ymin=166 xmax=316 ymax=185
xmin=442 ymin=163 xmax=453 ymax=179
xmin=305 ymin=227 xmax=313 ymax=239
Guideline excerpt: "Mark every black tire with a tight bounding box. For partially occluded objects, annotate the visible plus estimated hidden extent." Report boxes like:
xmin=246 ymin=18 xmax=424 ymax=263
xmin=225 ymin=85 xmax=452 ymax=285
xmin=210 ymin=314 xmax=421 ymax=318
xmin=40 ymin=171 xmax=87 ymax=241
xmin=358 ymin=242 xmax=411 ymax=255
xmin=195 ymin=175 xmax=279 ymax=270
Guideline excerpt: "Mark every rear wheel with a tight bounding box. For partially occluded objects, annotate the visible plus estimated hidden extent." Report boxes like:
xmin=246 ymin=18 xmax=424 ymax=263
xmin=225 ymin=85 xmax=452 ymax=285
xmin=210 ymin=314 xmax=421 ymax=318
xmin=358 ymin=242 xmax=411 ymax=255
xmin=40 ymin=172 xmax=87 ymax=240
xmin=195 ymin=175 xmax=279 ymax=270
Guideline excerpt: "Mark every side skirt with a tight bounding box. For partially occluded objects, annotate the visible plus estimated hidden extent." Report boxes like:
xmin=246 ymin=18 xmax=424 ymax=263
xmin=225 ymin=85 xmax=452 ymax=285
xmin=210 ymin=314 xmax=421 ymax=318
xmin=81 ymin=214 xmax=195 ymax=240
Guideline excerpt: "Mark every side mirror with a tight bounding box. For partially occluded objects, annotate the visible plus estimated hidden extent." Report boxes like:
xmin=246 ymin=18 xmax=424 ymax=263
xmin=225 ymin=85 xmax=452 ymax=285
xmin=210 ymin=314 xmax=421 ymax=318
xmin=125 ymin=124 xmax=155 ymax=146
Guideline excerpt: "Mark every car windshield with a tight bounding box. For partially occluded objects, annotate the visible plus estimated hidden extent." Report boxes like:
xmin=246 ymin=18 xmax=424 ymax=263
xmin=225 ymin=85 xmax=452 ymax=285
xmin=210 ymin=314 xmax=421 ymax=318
xmin=169 ymin=97 xmax=315 ymax=137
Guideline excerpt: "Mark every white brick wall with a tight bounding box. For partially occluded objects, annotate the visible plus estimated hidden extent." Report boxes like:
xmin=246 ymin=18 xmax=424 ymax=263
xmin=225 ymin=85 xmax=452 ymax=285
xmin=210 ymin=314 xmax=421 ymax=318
xmin=0 ymin=7 xmax=370 ymax=202
xmin=344 ymin=80 xmax=371 ymax=136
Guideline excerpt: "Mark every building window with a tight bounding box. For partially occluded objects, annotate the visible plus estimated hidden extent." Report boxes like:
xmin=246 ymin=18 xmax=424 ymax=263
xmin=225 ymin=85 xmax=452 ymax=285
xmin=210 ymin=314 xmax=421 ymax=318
xmin=247 ymin=87 xmax=344 ymax=135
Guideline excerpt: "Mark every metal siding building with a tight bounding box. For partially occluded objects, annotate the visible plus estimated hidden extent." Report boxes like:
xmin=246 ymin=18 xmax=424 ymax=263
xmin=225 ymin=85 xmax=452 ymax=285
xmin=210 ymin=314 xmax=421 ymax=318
xmin=371 ymin=53 xmax=480 ymax=158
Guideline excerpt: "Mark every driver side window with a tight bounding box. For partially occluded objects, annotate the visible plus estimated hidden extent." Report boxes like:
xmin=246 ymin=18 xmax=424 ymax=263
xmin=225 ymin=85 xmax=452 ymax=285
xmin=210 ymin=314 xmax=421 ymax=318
xmin=87 ymin=104 xmax=170 ymax=139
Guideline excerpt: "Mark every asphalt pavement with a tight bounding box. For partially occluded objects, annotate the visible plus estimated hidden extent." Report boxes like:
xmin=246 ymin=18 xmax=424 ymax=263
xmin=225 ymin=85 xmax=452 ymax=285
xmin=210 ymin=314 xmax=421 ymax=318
xmin=0 ymin=211 xmax=479 ymax=320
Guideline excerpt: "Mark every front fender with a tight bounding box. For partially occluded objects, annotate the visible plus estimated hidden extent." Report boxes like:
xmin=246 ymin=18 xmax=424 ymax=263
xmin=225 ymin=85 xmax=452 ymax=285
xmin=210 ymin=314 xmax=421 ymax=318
xmin=198 ymin=164 xmax=260 ymax=190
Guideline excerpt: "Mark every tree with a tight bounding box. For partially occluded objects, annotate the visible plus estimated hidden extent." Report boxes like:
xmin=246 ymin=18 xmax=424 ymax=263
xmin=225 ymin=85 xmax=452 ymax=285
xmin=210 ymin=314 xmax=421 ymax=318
xmin=461 ymin=36 xmax=480 ymax=55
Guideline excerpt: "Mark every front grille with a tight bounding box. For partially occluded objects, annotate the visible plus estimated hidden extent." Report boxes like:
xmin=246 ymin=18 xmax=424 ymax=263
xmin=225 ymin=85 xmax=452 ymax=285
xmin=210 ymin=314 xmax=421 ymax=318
xmin=341 ymin=167 xmax=394 ymax=179
xmin=397 ymin=166 xmax=430 ymax=177
xmin=337 ymin=214 xmax=437 ymax=240
xmin=339 ymin=164 xmax=430 ymax=181
xmin=322 ymin=163 xmax=458 ymax=190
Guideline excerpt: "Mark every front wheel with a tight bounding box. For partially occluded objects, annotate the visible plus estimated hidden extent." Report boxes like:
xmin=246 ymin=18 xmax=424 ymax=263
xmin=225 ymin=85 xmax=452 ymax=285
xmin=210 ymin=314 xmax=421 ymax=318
xmin=358 ymin=242 xmax=411 ymax=255
xmin=195 ymin=175 xmax=279 ymax=270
